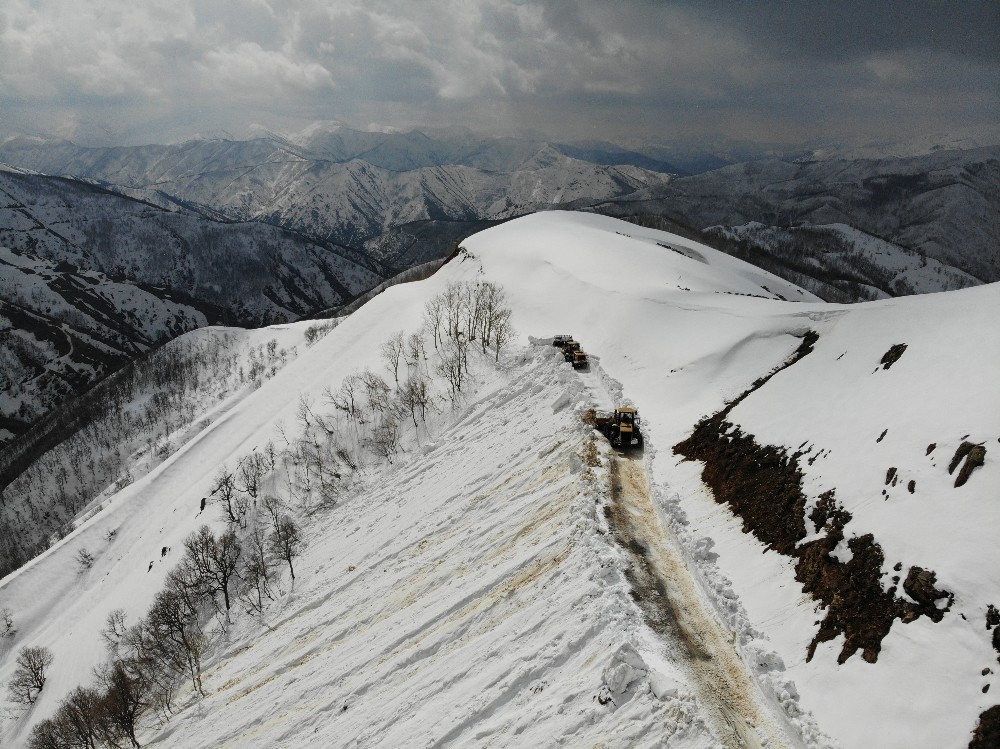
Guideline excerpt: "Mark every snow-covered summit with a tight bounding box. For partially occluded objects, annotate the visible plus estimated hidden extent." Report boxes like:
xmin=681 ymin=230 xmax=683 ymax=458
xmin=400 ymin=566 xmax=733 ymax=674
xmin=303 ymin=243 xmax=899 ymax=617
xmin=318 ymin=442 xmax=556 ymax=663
xmin=1 ymin=211 xmax=996 ymax=748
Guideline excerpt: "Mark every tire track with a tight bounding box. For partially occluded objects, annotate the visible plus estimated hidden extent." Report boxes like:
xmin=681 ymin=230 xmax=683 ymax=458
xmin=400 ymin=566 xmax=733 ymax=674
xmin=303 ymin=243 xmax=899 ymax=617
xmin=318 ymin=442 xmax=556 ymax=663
xmin=606 ymin=454 xmax=800 ymax=749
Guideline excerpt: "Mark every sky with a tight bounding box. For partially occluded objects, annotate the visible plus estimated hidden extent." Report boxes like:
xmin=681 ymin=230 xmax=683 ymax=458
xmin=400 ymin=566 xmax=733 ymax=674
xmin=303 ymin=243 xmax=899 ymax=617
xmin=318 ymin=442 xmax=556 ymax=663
xmin=0 ymin=0 xmax=997 ymax=148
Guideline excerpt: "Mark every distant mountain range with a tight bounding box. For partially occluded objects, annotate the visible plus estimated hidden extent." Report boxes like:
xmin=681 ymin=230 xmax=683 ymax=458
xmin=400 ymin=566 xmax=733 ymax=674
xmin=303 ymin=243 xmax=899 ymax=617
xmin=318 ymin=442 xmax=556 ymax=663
xmin=0 ymin=167 xmax=382 ymax=444
xmin=0 ymin=126 xmax=997 ymax=445
xmin=0 ymin=128 xmax=675 ymax=248
xmin=590 ymin=145 xmax=1000 ymax=300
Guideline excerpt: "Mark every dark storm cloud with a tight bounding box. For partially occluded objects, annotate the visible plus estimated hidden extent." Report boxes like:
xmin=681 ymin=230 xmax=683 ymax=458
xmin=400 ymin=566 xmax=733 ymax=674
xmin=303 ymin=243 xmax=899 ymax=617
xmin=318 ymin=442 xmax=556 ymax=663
xmin=672 ymin=0 xmax=1000 ymax=63
xmin=0 ymin=1 xmax=995 ymax=147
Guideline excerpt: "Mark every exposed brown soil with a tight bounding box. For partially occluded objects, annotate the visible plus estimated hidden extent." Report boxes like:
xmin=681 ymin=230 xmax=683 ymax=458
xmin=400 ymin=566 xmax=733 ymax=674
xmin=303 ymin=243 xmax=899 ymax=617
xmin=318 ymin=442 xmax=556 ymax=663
xmin=674 ymin=330 xmax=952 ymax=664
xmin=969 ymin=705 xmax=1000 ymax=749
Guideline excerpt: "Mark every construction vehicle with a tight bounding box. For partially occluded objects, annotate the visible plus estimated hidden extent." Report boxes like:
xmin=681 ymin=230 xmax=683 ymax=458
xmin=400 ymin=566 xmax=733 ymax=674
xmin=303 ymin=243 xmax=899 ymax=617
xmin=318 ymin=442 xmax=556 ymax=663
xmin=595 ymin=407 xmax=643 ymax=450
xmin=552 ymin=334 xmax=574 ymax=347
xmin=561 ymin=340 xmax=589 ymax=369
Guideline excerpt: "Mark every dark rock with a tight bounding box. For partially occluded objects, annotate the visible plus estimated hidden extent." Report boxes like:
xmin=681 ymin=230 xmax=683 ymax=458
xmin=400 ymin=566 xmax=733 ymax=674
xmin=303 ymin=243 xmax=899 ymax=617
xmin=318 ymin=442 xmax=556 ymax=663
xmin=903 ymin=566 xmax=953 ymax=622
xmin=885 ymin=467 xmax=897 ymax=485
xmin=907 ymin=480 xmax=916 ymax=494
xmin=952 ymin=443 xmax=987 ymax=488
xmin=880 ymin=343 xmax=907 ymax=370
xmin=926 ymin=443 xmax=936 ymax=455
xmin=988 ymin=604 xmax=1000 ymax=629
xmin=877 ymin=429 xmax=888 ymax=443
xmin=674 ymin=330 xmax=951 ymax=666
xmin=969 ymin=705 xmax=1000 ymax=749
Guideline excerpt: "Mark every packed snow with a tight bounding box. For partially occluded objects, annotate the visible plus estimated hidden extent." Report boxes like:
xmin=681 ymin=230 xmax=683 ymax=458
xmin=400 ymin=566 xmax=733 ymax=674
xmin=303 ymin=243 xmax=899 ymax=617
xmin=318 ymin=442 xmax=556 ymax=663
xmin=1 ymin=211 xmax=996 ymax=748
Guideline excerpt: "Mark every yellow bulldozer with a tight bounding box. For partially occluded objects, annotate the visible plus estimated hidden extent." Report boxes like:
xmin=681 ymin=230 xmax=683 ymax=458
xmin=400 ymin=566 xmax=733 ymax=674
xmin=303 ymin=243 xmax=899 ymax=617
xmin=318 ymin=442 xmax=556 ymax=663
xmin=595 ymin=407 xmax=643 ymax=450
xmin=560 ymin=340 xmax=589 ymax=369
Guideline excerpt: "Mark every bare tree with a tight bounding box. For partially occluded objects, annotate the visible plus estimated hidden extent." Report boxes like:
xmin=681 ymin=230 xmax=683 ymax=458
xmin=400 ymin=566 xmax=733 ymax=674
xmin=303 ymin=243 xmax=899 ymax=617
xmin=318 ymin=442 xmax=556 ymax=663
xmin=268 ymin=516 xmax=302 ymax=582
xmin=423 ymin=296 xmax=445 ymax=350
xmin=381 ymin=331 xmax=405 ymax=386
xmin=26 ymin=718 xmax=61 ymax=749
xmin=210 ymin=468 xmax=244 ymax=526
xmin=95 ymin=660 xmax=151 ymax=749
xmin=261 ymin=495 xmax=285 ymax=537
xmin=1 ymin=606 xmax=14 ymax=636
xmin=237 ymin=452 xmax=266 ymax=500
xmin=492 ymin=307 xmax=514 ymax=362
xmin=297 ymin=394 xmax=334 ymax=436
xmin=436 ymin=339 xmax=466 ymax=396
xmin=360 ymin=369 xmax=391 ymax=419
xmin=478 ymin=281 xmax=506 ymax=353
xmin=442 ymin=281 xmax=466 ymax=342
xmin=183 ymin=526 xmax=242 ymax=621
xmin=339 ymin=374 xmax=363 ymax=424
xmin=405 ymin=332 xmax=425 ymax=369
xmin=52 ymin=685 xmax=102 ymax=749
xmin=465 ymin=282 xmax=486 ymax=343
xmin=368 ymin=414 xmax=401 ymax=462
xmin=399 ymin=375 xmax=431 ymax=428
xmin=146 ymin=587 xmax=206 ymax=695
xmin=239 ymin=524 xmax=274 ymax=614
xmin=9 ymin=645 xmax=54 ymax=704
xmin=101 ymin=609 xmax=129 ymax=656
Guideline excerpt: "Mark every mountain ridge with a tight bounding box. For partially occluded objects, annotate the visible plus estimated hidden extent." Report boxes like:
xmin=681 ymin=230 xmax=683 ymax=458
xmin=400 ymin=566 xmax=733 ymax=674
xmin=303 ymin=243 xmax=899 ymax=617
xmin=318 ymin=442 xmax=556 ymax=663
xmin=0 ymin=212 xmax=995 ymax=748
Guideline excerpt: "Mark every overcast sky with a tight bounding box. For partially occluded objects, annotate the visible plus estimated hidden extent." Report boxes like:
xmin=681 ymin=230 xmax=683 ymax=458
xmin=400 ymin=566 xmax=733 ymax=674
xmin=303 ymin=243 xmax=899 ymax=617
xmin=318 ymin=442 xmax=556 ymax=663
xmin=0 ymin=0 xmax=997 ymax=147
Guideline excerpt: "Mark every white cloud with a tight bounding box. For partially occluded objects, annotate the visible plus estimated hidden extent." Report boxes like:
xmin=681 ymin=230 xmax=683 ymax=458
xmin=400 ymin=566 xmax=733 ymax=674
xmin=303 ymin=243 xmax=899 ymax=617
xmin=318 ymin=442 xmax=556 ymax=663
xmin=197 ymin=43 xmax=336 ymax=96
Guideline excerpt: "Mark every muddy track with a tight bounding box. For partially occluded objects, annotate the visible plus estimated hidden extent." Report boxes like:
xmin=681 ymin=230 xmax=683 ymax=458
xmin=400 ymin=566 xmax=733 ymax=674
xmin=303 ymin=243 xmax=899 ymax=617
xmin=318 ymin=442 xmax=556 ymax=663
xmin=606 ymin=455 xmax=799 ymax=749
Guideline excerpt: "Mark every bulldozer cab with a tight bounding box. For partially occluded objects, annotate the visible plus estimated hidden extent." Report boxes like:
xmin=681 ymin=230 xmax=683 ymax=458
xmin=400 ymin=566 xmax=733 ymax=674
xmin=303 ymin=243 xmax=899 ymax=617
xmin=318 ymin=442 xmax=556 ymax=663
xmin=615 ymin=408 xmax=637 ymax=426
xmin=594 ymin=407 xmax=642 ymax=450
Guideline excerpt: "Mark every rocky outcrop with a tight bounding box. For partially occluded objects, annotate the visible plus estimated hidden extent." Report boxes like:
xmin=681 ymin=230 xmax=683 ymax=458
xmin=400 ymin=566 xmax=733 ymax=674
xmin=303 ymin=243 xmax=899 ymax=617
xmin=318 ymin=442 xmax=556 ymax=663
xmin=675 ymin=330 xmax=953 ymax=664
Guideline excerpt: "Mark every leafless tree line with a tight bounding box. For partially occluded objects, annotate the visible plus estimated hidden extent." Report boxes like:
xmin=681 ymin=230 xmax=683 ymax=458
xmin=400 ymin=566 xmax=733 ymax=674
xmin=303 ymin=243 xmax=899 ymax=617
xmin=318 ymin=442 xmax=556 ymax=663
xmin=22 ymin=512 xmax=301 ymax=748
xmin=16 ymin=277 xmax=514 ymax=746
xmin=0 ymin=333 xmax=296 ymax=579
xmin=21 ymin=452 xmax=302 ymax=749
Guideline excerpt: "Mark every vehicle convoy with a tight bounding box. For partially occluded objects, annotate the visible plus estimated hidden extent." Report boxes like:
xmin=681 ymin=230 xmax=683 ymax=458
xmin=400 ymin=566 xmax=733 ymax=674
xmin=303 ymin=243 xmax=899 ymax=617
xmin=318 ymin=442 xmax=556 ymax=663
xmin=557 ymin=338 xmax=589 ymax=369
xmin=595 ymin=407 xmax=643 ymax=450
xmin=566 ymin=343 xmax=589 ymax=369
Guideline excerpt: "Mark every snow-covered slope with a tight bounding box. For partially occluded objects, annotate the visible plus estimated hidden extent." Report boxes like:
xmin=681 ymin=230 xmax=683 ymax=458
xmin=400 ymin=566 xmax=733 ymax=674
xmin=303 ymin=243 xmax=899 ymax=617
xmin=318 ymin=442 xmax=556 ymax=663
xmin=705 ymin=221 xmax=982 ymax=301
xmin=0 ymin=245 xmax=213 ymax=445
xmin=0 ymin=170 xmax=381 ymax=322
xmin=1 ymin=212 xmax=996 ymax=748
xmin=0 ymin=169 xmax=382 ymax=442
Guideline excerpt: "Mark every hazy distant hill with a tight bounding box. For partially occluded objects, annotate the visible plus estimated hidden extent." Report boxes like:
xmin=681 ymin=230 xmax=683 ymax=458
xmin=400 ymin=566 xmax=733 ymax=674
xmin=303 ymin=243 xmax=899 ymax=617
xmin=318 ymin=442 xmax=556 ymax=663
xmin=592 ymin=146 xmax=1000 ymax=300
xmin=0 ymin=128 xmax=675 ymax=248
xmin=0 ymin=169 xmax=381 ymax=445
